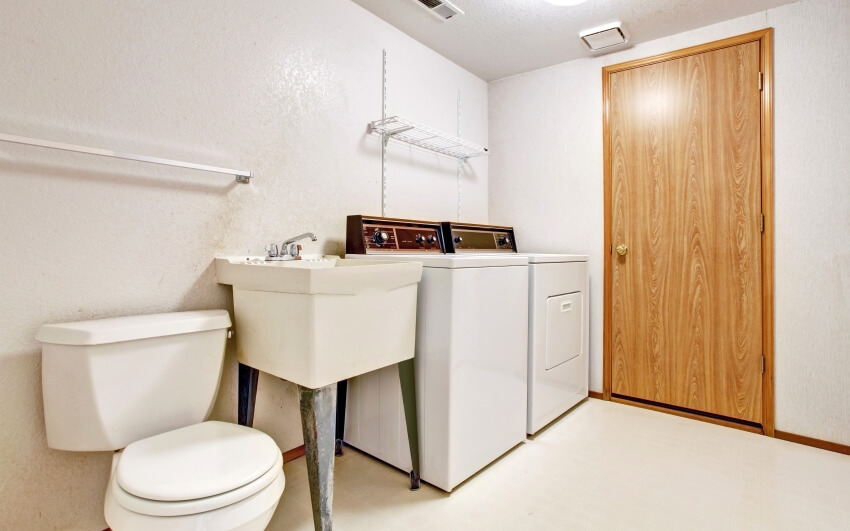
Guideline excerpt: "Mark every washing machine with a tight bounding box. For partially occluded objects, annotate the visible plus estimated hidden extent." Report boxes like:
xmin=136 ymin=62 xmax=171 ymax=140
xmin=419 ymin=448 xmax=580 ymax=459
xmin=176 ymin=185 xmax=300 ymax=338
xmin=441 ymin=222 xmax=589 ymax=434
xmin=342 ymin=215 xmax=529 ymax=492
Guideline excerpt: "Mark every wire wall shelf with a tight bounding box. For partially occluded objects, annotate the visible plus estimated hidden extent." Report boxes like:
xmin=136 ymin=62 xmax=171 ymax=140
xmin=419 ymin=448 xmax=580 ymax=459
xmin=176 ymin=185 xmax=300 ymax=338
xmin=369 ymin=116 xmax=488 ymax=160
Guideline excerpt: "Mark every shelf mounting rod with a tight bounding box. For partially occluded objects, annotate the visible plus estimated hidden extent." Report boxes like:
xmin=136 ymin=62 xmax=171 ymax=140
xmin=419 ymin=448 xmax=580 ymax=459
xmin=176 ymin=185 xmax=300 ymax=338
xmin=381 ymin=49 xmax=388 ymax=217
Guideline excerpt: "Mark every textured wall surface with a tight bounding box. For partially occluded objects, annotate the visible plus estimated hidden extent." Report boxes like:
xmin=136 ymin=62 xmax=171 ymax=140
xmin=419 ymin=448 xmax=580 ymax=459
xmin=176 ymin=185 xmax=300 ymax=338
xmin=489 ymin=0 xmax=849 ymax=444
xmin=0 ymin=1 xmax=487 ymax=528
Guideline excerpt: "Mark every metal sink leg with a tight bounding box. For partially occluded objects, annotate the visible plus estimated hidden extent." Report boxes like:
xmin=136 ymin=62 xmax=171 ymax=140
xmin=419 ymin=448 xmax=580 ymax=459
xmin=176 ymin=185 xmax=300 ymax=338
xmin=238 ymin=363 xmax=260 ymax=427
xmin=334 ymin=379 xmax=348 ymax=456
xmin=397 ymin=358 xmax=421 ymax=491
xmin=298 ymin=384 xmax=337 ymax=531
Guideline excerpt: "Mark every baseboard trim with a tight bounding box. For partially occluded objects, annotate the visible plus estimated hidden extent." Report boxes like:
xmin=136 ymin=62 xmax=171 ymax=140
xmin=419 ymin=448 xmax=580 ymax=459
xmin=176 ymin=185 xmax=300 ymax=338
xmin=283 ymin=444 xmax=306 ymax=462
xmin=775 ymin=431 xmax=850 ymax=456
xmin=588 ymin=390 xmax=604 ymax=400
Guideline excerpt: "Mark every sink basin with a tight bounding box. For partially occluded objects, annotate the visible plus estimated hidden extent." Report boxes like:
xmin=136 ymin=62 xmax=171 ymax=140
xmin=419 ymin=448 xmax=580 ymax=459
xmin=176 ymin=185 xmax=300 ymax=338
xmin=214 ymin=255 xmax=419 ymax=294
xmin=215 ymin=256 xmax=423 ymax=389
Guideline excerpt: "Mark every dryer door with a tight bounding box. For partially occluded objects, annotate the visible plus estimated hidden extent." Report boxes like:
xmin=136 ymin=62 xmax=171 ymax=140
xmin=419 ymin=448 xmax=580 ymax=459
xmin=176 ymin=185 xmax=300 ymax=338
xmin=545 ymin=292 xmax=583 ymax=370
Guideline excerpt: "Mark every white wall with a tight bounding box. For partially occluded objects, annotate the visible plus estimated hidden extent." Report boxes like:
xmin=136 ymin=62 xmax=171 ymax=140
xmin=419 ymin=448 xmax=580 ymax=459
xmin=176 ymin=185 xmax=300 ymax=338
xmin=0 ymin=1 xmax=487 ymax=528
xmin=489 ymin=0 xmax=850 ymax=444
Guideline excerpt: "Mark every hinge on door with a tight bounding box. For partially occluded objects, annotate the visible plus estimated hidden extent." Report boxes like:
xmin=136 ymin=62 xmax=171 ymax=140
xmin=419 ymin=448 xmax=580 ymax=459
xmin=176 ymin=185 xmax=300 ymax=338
xmin=761 ymin=355 xmax=765 ymax=374
xmin=760 ymin=214 xmax=765 ymax=233
xmin=758 ymin=72 xmax=764 ymax=91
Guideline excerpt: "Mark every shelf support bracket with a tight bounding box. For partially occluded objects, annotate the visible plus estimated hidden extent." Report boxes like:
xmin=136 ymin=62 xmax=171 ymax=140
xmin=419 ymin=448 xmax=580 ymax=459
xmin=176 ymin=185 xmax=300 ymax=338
xmin=388 ymin=126 xmax=414 ymax=136
xmin=456 ymin=89 xmax=462 ymax=221
xmin=381 ymin=49 xmax=388 ymax=217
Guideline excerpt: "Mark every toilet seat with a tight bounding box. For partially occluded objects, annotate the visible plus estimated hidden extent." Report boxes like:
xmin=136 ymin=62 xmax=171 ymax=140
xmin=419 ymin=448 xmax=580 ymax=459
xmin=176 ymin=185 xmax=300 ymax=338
xmin=112 ymin=421 xmax=283 ymax=517
xmin=104 ymin=465 xmax=285 ymax=531
xmin=112 ymin=452 xmax=283 ymax=517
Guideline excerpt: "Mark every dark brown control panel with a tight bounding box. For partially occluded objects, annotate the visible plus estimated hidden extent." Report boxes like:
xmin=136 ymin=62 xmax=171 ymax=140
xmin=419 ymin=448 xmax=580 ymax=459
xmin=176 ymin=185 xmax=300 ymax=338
xmin=440 ymin=222 xmax=517 ymax=253
xmin=346 ymin=215 xmax=445 ymax=254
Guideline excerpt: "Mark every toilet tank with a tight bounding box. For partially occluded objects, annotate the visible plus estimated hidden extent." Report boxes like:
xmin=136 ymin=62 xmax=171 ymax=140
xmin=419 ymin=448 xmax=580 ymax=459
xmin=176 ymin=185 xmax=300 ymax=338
xmin=37 ymin=310 xmax=232 ymax=451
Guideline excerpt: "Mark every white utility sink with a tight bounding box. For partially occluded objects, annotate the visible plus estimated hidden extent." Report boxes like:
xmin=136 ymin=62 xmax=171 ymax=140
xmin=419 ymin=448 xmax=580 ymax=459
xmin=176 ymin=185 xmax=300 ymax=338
xmin=214 ymin=256 xmax=423 ymax=389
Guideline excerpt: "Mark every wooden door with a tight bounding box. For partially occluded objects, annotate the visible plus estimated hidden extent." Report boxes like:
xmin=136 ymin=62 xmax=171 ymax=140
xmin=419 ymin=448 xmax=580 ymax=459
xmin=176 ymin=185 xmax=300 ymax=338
xmin=607 ymin=40 xmax=764 ymax=423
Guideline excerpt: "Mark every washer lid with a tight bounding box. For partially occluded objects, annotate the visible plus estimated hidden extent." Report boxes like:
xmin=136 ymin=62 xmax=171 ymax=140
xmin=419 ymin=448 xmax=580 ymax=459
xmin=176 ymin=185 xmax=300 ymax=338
xmin=346 ymin=253 xmax=528 ymax=268
xmin=517 ymin=253 xmax=589 ymax=264
xmin=117 ymin=421 xmax=280 ymax=502
xmin=36 ymin=310 xmax=231 ymax=346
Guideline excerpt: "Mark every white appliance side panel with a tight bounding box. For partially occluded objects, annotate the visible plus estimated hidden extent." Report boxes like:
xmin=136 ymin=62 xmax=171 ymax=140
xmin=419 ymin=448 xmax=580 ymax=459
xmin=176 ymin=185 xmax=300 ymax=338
xmin=343 ymin=264 xmax=528 ymax=492
xmin=379 ymin=364 xmax=411 ymax=470
xmin=416 ymin=267 xmax=453 ymax=488
xmin=345 ymin=366 xmax=384 ymax=458
xmin=343 ymin=266 xmax=452 ymax=485
xmin=345 ymin=363 xmax=414 ymax=472
xmin=447 ymin=265 xmax=529 ymax=489
xmin=527 ymin=261 xmax=590 ymax=434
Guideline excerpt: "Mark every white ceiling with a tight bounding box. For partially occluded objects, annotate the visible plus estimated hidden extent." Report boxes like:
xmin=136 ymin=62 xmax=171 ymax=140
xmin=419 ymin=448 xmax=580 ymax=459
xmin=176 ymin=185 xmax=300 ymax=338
xmin=350 ymin=0 xmax=797 ymax=81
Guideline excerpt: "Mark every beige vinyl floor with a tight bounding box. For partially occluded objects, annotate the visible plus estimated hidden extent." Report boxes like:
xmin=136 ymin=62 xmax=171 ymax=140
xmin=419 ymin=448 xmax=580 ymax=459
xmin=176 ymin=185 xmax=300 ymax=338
xmin=268 ymin=398 xmax=850 ymax=530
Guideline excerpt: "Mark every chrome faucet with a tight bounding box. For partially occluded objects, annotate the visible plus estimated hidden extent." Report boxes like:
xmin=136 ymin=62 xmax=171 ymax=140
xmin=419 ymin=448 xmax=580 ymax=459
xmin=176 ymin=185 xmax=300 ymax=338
xmin=266 ymin=232 xmax=318 ymax=261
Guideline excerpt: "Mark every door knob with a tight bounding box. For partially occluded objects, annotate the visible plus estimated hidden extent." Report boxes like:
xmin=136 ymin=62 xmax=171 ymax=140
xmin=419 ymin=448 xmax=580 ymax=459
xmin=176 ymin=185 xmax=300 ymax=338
xmin=616 ymin=244 xmax=628 ymax=256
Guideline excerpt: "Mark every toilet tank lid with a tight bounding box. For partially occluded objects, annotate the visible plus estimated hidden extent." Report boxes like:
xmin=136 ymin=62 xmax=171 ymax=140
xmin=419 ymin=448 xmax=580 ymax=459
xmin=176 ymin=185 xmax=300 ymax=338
xmin=36 ymin=310 xmax=232 ymax=346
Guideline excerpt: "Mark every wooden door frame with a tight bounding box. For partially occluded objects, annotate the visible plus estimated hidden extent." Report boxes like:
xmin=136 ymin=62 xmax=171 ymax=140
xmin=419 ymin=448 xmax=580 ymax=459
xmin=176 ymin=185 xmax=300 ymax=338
xmin=601 ymin=29 xmax=775 ymax=436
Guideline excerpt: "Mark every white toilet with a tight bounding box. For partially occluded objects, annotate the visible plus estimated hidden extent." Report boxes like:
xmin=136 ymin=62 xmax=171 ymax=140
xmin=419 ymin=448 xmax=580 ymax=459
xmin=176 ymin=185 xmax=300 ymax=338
xmin=37 ymin=310 xmax=285 ymax=531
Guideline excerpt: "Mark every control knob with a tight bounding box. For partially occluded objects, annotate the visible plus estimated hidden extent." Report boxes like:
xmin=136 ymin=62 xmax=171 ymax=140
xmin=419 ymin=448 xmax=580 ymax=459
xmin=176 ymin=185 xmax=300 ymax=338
xmin=372 ymin=230 xmax=390 ymax=245
xmin=427 ymin=235 xmax=437 ymax=245
xmin=498 ymin=235 xmax=511 ymax=247
xmin=415 ymin=234 xmax=425 ymax=245
xmin=453 ymin=235 xmax=463 ymax=244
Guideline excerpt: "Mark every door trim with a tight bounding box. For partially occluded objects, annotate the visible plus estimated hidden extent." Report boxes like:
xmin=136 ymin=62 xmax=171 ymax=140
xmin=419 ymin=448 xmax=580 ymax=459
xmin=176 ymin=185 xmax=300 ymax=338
xmin=601 ymin=29 xmax=775 ymax=435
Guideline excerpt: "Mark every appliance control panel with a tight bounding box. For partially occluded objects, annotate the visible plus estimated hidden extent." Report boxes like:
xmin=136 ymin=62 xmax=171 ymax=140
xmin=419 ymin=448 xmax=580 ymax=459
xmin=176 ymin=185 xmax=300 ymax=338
xmin=346 ymin=215 xmax=445 ymax=254
xmin=440 ymin=222 xmax=518 ymax=253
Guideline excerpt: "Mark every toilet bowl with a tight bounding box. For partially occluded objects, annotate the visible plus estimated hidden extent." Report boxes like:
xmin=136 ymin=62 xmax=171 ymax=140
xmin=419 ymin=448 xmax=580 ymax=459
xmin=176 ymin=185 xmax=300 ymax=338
xmin=105 ymin=421 xmax=285 ymax=531
xmin=37 ymin=310 xmax=285 ymax=530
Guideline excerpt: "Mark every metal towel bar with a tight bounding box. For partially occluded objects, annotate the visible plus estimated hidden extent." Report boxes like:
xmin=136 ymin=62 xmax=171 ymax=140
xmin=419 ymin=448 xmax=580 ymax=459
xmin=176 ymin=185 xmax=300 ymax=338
xmin=0 ymin=132 xmax=253 ymax=183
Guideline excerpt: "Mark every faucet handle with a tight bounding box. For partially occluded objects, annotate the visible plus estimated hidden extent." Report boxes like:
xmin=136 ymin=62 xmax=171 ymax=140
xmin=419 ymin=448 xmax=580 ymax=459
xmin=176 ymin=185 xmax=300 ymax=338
xmin=265 ymin=244 xmax=279 ymax=257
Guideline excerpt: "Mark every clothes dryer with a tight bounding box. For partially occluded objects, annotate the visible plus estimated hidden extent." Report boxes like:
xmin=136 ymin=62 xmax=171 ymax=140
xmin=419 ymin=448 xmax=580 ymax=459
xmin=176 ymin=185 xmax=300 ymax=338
xmin=342 ymin=216 xmax=529 ymax=492
xmin=441 ymin=222 xmax=589 ymax=434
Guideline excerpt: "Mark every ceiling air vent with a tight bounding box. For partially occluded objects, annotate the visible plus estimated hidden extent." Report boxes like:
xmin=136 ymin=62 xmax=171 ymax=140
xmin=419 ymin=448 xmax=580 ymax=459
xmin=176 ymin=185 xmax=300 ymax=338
xmin=412 ymin=0 xmax=464 ymax=21
xmin=580 ymin=22 xmax=629 ymax=52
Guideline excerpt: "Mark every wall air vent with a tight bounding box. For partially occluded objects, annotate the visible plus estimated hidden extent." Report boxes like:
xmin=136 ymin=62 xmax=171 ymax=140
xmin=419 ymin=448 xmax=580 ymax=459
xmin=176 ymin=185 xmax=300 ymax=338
xmin=412 ymin=0 xmax=464 ymax=21
xmin=579 ymin=22 xmax=629 ymax=52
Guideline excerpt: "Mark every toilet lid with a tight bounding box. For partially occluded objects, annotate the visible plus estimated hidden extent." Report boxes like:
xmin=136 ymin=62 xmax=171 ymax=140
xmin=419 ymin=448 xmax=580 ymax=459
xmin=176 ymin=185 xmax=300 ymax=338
xmin=111 ymin=451 xmax=284 ymax=517
xmin=117 ymin=421 xmax=281 ymax=501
